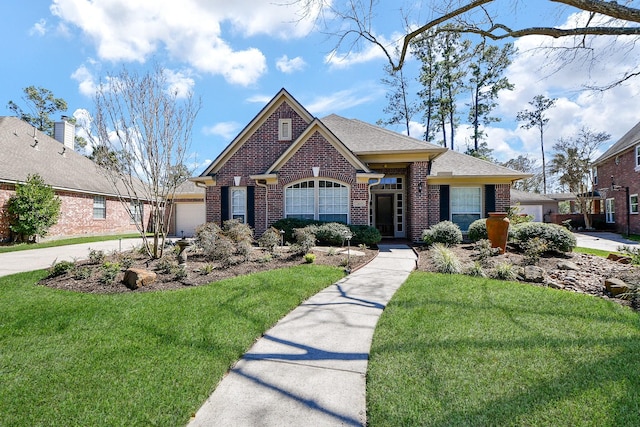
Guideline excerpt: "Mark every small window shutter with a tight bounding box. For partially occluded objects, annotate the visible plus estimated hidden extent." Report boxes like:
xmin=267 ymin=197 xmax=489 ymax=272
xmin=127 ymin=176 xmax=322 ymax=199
xmin=247 ymin=186 xmax=255 ymax=228
xmin=485 ymin=184 xmax=496 ymax=216
xmin=439 ymin=185 xmax=450 ymax=222
xmin=220 ymin=186 xmax=229 ymax=223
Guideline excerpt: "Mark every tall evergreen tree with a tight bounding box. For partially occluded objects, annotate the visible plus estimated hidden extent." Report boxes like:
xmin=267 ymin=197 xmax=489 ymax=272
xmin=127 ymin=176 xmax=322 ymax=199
xmin=7 ymin=86 xmax=68 ymax=137
xmin=467 ymin=40 xmax=515 ymax=152
xmin=516 ymin=95 xmax=557 ymax=194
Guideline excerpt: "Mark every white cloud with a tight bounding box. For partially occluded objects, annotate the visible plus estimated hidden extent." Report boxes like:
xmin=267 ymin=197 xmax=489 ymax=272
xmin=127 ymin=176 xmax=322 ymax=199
xmin=49 ymin=0 xmax=317 ymax=86
xmin=71 ymin=64 xmax=98 ymax=97
xmin=306 ymin=87 xmax=382 ymax=116
xmin=203 ymin=121 xmax=241 ymax=140
xmin=276 ymin=55 xmax=307 ymax=73
xmin=165 ymin=69 xmax=195 ymax=99
xmin=325 ymin=31 xmax=405 ymax=69
xmin=29 ymin=19 xmax=47 ymax=36
xmin=246 ymin=94 xmax=273 ymax=104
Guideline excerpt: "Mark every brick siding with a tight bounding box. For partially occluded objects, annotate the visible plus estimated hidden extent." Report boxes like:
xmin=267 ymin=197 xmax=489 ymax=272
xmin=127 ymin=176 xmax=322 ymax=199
xmin=0 ymin=184 xmax=145 ymax=242
xmin=596 ymin=148 xmax=640 ymax=234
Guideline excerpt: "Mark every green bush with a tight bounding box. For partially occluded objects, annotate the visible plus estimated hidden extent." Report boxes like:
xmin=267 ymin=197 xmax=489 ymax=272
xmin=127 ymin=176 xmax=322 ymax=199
xmin=467 ymin=219 xmax=488 ymax=242
xmin=48 ymin=260 xmax=75 ymax=278
xmin=271 ymin=218 xmax=320 ymax=242
xmin=73 ymin=266 xmax=92 ymax=280
xmin=154 ymin=257 xmax=175 ymax=274
xmin=223 ymin=219 xmax=254 ymax=243
xmin=290 ymin=227 xmax=316 ymax=255
xmin=511 ymin=222 xmax=576 ymax=253
xmin=258 ymin=227 xmax=281 ymax=253
xmin=315 ymin=222 xmax=352 ymax=246
xmin=422 ymin=221 xmax=463 ymax=246
xmin=6 ymin=174 xmax=61 ymax=242
xmin=99 ymin=261 xmax=121 ymax=284
xmin=88 ymin=248 xmax=106 ymax=265
xmin=430 ymin=243 xmax=462 ymax=274
xmin=492 ymin=262 xmax=517 ymax=281
xmin=194 ymin=222 xmax=222 ymax=255
xmin=472 ymin=239 xmax=500 ymax=264
xmin=521 ymin=237 xmax=548 ymax=265
xmin=465 ymin=261 xmax=486 ymax=277
xmin=349 ymin=225 xmax=381 ymax=246
xmin=303 ymin=253 xmax=316 ymax=264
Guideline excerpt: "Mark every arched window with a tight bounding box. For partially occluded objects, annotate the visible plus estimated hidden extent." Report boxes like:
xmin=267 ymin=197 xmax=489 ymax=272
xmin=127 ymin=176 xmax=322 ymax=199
xmin=285 ymin=179 xmax=349 ymax=223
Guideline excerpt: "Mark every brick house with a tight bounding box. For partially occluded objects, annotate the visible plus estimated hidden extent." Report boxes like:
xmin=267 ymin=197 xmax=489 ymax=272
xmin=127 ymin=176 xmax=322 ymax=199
xmin=593 ymin=120 xmax=640 ymax=235
xmin=193 ymin=89 xmax=528 ymax=241
xmin=0 ymin=116 xmax=149 ymax=241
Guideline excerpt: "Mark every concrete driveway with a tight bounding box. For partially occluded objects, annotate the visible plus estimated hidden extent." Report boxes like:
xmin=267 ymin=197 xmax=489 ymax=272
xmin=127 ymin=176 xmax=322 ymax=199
xmin=574 ymin=232 xmax=639 ymax=252
xmin=0 ymin=238 xmax=145 ymax=278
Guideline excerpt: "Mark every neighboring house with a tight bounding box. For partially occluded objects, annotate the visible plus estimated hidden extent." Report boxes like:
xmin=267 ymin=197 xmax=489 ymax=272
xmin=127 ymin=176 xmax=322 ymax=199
xmin=0 ymin=116 xmax=148 ymax=241
xmin=593 ymin=120 xmax=640 ymax=235
xmin=166 ymin=179 xmax=206 ymax=237
xmin=510 ymin=189 xmax=558 ymax=222
xmin=193 ymin=89 xmax=528 ymax=241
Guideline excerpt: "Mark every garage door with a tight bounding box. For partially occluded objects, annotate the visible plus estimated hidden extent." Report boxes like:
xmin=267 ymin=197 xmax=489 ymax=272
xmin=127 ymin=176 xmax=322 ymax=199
xmin=175 ymin=203 xmax=206 ymax=237
xmin=517 ymin=205 xmax=544 ymax=222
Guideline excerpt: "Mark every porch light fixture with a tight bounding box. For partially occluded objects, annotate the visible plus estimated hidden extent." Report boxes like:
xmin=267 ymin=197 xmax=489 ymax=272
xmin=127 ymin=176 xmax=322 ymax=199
xmin=418 ymin=182 xmax=423 ymax=194
xmin=312 ymin=166 xmax=320 ymax=177
xmin=610 ymin=175 xmax=630 ymax=236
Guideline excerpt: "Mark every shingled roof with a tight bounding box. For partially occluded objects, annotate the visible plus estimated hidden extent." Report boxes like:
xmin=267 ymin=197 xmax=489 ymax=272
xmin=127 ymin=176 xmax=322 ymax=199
xmin=594 ymin=119 xmax=640 ymax=164
xmin=321 ymin=114 xmax=446 ymax=155
xmin=429 ymin=150 xmax=530 ymax=179
xmin=0 ymin=116 xmax=117 ymax=196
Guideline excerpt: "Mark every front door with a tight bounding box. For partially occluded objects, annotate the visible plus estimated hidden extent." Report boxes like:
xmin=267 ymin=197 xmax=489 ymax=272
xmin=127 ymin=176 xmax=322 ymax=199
xmin=375 ymin=194 xmax=394 ymax=237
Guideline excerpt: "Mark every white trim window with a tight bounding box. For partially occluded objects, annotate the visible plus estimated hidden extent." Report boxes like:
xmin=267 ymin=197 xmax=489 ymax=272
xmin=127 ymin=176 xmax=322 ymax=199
xmin=130 ymin=200 xmax=144 ymax=225
xmin=93 ymin=195 xmax=106 ymax=219
xmin=636 ymin=145 xmax=640 ymax=168
xmin=278 ymin=118 xmax=292 ymax=141
xmin=630 ymin=194 xmax=639 ymax=215
xmin=285 ymin=179 xmax=349 ymax=223
xmin=231 ymin=187 xmax=247 ymax=223
xmin=451 ymin=187 xmax=481 ymax=231
xmin=606 ymin=198 xmax=615 ymax=223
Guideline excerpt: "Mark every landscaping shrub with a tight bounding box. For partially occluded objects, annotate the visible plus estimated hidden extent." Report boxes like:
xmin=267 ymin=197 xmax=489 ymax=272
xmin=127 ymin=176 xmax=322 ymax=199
xmin=223 ymin=219 xmax=253 ymax=243
xmin=429 ymin=243 xmax=462 ymax=274
xmin=521 ymin=237 xmax=548 ymax=265
xmin=315 ymin=222 xmax=351 ymax=246
xmin=154 ymin=257 xmax=175 ymax=274
xmin=48 ymin=260 xmax=75 ymax=278
xmin=271 ymin=218 xmax=320 ymax=242
xmin=88 ymin=248 xmax=106 ymax=265
xmin=73 ymin=266 xmax=92 ymax=280
xmin=507 ymin=204 xmax=534 ymax=225
xmin=208 ymin=235 xmax=236 ymax=264
xmin=618 ymin=245 xmax=640 ymax=265
xmin=303 ymin=253 xmax=316 ymax=264
xmin=467 ymin=219 xmax=488 ymax=242
xmin=472 ymin=239 xmax=500 ymax=264
xmin=422 ymin=221 xmax=463 ymax=246
xmin=465 ymin=261 xmax=486 ymax=277
xmin=290 ymin=227 xmax=316 ymax=255
xmin=99 ymin=261 xmax=121 ymax=284
xmin=511 ymin=222 xmax=576 ymax=253
xmin=194 ymin=222 xmax=222 ymax=255
xmin=492 ymin=262 xmax=517 ymax=281
xmin=258 ymin=227 xmax=281 ymax=253
xmin=349 ymin=224 xmax=381 ymax=246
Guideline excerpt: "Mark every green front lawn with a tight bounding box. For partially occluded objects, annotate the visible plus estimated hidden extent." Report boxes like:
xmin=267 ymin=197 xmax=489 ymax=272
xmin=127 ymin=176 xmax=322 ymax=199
xmin=0 ymin=266 xmax=344 ymax=426
xmin=367 ymin=272 xmax=640 ymax=426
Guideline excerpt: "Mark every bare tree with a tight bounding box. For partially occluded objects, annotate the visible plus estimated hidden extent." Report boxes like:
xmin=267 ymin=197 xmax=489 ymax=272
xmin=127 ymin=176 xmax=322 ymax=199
xmin=516 ymin=95 xmax=557 ymax=195
xmin=377 ymin=62 xmax=416 ymax=136
xmin=549 ymin=127 xmax=610 ymax=228
xmin=299 ymin=0 xmax=640 ymax=88
xmin=502 ymin=154 xmax=544 ymax=193
xmin=86 ymin=66 xmax=201 ymax=258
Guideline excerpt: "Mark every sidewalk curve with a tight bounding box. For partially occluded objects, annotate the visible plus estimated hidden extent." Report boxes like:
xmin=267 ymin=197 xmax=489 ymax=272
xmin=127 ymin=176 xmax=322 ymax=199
xmin=0 ymin=238 xmax=144 ymax=278
xmin=188 ymin=244 xmax=417 ymax=427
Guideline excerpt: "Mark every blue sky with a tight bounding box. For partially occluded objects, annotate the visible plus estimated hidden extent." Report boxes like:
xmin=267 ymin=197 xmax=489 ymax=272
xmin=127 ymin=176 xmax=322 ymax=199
xmin=2 ymin=1 xmax=640 ymax=180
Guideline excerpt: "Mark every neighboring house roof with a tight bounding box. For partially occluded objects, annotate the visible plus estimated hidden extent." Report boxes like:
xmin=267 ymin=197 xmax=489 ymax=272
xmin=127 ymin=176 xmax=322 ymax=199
xmin=0 ymin=116 xmax=118 ymax=196
xmin=428 ymin=150 xmax=531 ymax=183
xmin=168 ymin=179 xmax=205 ymax=200
xmin=594 ymin=119 xmax=640 ymax=164
xmin=545 ymin=192 xmax=577 ymax=202
xmin=510 ymin=188 xmax=556 ymax=204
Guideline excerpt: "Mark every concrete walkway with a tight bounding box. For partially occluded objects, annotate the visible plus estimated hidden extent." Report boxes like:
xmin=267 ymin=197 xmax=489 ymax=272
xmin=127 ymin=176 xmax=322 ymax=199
xmin=0 ymin=238 xmax=145 ymax=278
xmin=188 ymin=244 xmax=417 ymax=427
xmin=574 ymin=231 xmax=640 ymax=252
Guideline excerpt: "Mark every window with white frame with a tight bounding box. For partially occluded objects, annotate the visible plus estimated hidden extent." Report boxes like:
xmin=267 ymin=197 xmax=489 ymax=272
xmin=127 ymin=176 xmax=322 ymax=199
xmin=605 ymin=198 xmax=615 ymax=223
xmin=285 ymin=179 xmax=349 ymax=223
xmin=231 ymin=187 xmax=247 ymax=223
xmin=631 ymin=194 xmax=639 ymax=214
xmin=278 ymin=118 xmax=292 ymax=141
xmin=93 ymin=196 xmax=106 ymax=219
xmin=130 ymin=200 xmax=143 ymax=225
xmin=451 ymin=187 xmax=481 ymax=231
xmin=635 ymin=145 xmax=640 ymax=168
xmin=592 ymin=167 xmax=598 ymax=186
